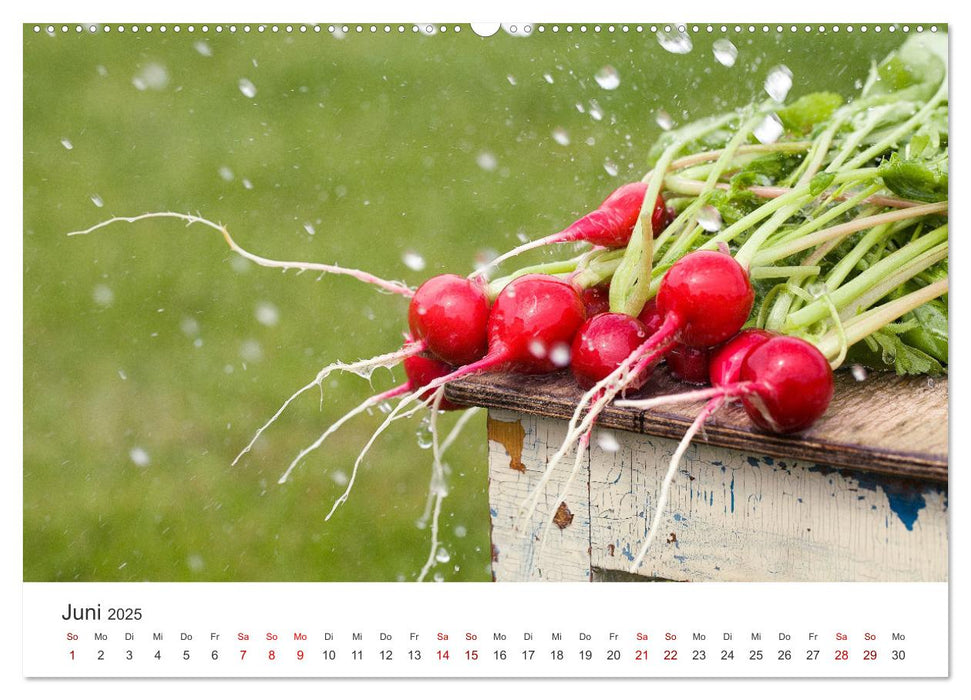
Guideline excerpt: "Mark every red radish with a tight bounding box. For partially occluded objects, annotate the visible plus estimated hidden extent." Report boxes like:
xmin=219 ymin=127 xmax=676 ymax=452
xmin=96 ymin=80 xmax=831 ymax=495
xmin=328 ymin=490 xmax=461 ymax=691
xmin=474 ymin=183 xmax=671 ymax=277
xmin=655 ymin=249 xmax=755 ymax=347
xmin=571 ymin=313 xmax=651 ymax=390
xmin=665 ymin=344 xmax=711 ymax=385
xmin=402 ymin=354 xmax=464 ymax=412
xmin=739 ymin=336 xmax=834 ymax=434
xmin=637 ymin=298 xmax=665 ymax=336
xmin=709 ymin=329 xmax=775 ymax=386
xmin=580 ymin=283 xmax=611 ymax=317
xmin=408 ymin=274 xmax=490 ymax=366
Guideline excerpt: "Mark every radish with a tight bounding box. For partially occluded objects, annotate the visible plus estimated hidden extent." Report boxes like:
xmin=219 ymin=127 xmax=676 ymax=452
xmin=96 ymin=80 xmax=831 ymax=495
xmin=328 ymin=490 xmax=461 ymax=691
xmin=475 ymin=183 xmax=671 ymax=278
xmin=325 ymin=273 xmax=588 ymax=520
xmin=570 ymin=313 xmax=651 ymax=390
xmin=665 ymin=344 xmax=711 ymax=385
xmin=408 ymin=274 xmax=490 ymax=366
xmin=580 ymin=283 xmax=611 ymax=317
xmin=617 ymin=330 xmax=835 ymax=572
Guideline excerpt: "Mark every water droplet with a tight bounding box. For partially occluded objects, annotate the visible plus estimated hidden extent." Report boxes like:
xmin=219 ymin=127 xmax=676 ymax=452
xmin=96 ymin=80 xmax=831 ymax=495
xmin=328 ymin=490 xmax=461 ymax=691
xmin=432 ymin=572 xmax=445 ymax=582
xmin=416 ymin=417 xmax=433 ymax=449
xmin=132 ymin=63 xmax=169 ymax=91
xmin=435 ymin=547 xmax=451 ymax=563
xmin=454 ymin=525 xmax=467 ymax=538
xmin=92 ymin=284 xmax=114 ymax=307
xmin=218 ymin=165 xmax=234 ymax=182
xmin=550 ymin=343 xmax=571 ymax=368
xmin=96 ymin=65 xmax=108 ymax=77
xmin=657 ymin=26 xmax=692 ymax=54
xmin=753 ymin=114 xmax=784 ymax=144
xmin=603 ymin=159 xmax=618 ymax=176
xmin=60 ymin=138 xmax=74 ymax=150
xmin=238 ymin=78 xmax=257 ymax=98
xmin=194 ymin=41 xmax=212 ymax=56
xmin=551 ymin=127 xmax=570 ymax=146
xmin=303 ymin=222 xmax=315 ymax=236
xmin=129 ymin=447 xmax=150 ymax=467
xmin=330 ymin=471 xmax=349 ymax=488
xmin=807 ymin=281 xmax=829 ymax=299
xmin=242 ymin=178 xmax=254 ymax=190
xmin=528 ymin=340 xmax=547 ymax=359
xmin=180 ymin=316 xmax=200 ymax=337
xmin=186 ymin=553 xmax=205 ymax=572
xmin=597 ymin=431 xmax=620 ymax=453
xmin=655 ymin=110 xmax=674 ymax=130
xmin=90 ymin=194 xmax=104 ymax=208
xmin=506 ymin=74 xmax=517 ymax=86
xmin=594 ymin=65 xmax=620 ymax=90
xmin=575 ymin=102 xmax=585 ymax=114
xmin=851 ymin=365 xmax=868 ymax=382
xmin=697 ymin=205 xmax=723 ymax=232
xmin=402 ymin=250 xmax=426 ymax=271
xmin=588 ymin=99 xmax=604 ymax=121
xmin=764 ymin=65 xmax=793 ymax=102
xmin=118 ymin=369 xmax=127 ymax=380
xmin=713 ymin=39 xmax=738 ymax=67
xmin=239 ymin=339 xmax=263 ymax=363
xmin=377 ymin=401 xmax=392 ymax=415
xmin=255 ymin=301 xmax=279 ymax=327
xmin=476 ymin=151 xmax=498 ymax=172
xmin=543 ymin=72 xmax=554 ymax=84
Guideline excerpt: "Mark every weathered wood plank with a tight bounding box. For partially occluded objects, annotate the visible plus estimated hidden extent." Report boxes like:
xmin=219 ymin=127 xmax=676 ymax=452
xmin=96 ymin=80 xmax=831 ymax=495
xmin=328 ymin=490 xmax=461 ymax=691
xmin=448 ymin=370 xmax=947 ymax=482
xmin=488 ymin=412 xmax=948 ymax=583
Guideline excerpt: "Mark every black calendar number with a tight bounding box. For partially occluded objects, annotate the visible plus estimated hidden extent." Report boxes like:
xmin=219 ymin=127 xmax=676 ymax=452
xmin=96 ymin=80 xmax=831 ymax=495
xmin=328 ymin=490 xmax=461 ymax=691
xmin=183 ymin=650 xmax=190 ymax=661
xmin=721 ymin=650 xmax=734 ymax=660
xmin=749 ymin=650 xmax=763 ymax=661
xmin=807 ymin=649 xmax=819 ymax=660
xmin=322 ymin=650 xmax=336 ymax=661
xmin=692 ymin=649 xmax=706 ymax=661
xmin=380 ymin=650 xmax=392 ymax=661
xmin=494 ymin=650 xmax=507 ymax=661
xmin=579 ymin=649 xmax=591 ymax=661
xmin=778 ymin=649 xmax=791 ymax=661
xmin=607 ymin=649 xmax=621 ymax=661
xmin=126 ymin=649 xmax=133 ymax=661
xmin=892 ymin=650 xmax=906 ymax=661
xmin=97 ymin=650 xmax=104 ymax=661
xmin=107 ymin=607 xmax=142 ymax=621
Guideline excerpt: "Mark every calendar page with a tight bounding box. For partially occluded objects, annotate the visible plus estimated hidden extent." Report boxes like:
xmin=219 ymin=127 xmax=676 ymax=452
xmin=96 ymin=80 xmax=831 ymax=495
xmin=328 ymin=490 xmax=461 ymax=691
xmin=21 ymin=15 xmax=953 ymax=690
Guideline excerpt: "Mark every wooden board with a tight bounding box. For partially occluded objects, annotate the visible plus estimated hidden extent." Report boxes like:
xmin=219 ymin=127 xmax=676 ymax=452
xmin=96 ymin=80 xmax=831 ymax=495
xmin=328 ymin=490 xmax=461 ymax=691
xmin=486 ymin=410 xmax=949 ymax=583
xmin=446 ymin=370 xmax=948 ymax=483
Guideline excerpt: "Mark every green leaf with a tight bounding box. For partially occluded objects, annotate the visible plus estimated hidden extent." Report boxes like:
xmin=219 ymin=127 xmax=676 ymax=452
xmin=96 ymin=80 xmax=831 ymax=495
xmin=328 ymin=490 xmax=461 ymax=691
xmin=901 ymin=298 xmax=948 ymax=364
xmin=846 ymin=329 xmax=944 ymax=376
xmin=777 ymin=92 xmax=844 ymax=134
xmin=863 ymin=34 xmax=947 ymax=103
xmin=878 ymin=153 xmax=948 ymax=203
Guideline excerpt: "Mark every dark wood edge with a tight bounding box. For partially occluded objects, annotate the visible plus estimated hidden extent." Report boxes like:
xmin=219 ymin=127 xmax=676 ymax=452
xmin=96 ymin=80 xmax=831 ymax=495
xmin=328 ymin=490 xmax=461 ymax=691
xmin=445 ymin=371 xmax=948 ymax=484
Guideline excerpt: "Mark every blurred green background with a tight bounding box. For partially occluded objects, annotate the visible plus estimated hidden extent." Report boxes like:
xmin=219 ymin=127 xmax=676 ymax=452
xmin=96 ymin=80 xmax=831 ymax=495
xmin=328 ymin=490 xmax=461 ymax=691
xmin=24 ymin=23 xmax=905 ymax=581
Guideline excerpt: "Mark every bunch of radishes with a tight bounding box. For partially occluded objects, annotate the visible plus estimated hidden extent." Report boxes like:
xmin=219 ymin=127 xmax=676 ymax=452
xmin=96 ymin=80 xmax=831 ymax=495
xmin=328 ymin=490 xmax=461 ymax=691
xmin=70 ymin=35 xmax=948 ymax=578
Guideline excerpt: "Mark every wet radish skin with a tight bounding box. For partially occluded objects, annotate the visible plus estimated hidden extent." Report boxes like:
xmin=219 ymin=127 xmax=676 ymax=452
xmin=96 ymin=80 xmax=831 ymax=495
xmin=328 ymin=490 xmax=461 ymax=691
xmin=571 ymin=313 xmax=650 ymax=389
xmin=656 ymin=250 xmax=755 ymax=348
xmin=408 ymin=274 xmax=490 ymax=366
xmin=487 ymin=274 xmax=587 ymax=374
xmin=739 ymin=336 xmax=833 ymax=434
xmin=708 ymin=329 xmax=775 ymax=387
xmin=403 ymin=354 xmax=464 ymax=411
xmin=666 ymin=344 xmax=711 ymax=385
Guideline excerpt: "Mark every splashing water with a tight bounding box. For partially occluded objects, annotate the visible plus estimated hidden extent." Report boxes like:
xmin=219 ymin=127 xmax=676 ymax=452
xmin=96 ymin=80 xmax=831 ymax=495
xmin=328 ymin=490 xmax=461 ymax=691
xmin=697 ymin=205 xmax=723 ymax=232
xmin=588 ymin=99 xmax=604 ymax=121
xmin=656 ymin=110 xmax=674 ymax=130
xmin=129 ymin=447 xmax=150 ymax=467
xmin=238 ymin=78 xmax=258 ymax=98
xmin=550 ymin=343 xmax=572 ymax=368
xmin=416 ymin=416 xmax=433 ymax=449
xmin=255 ymin=301 xmax=279 ymax=327
xmin=713 ymin=39 xmax=738 ymax=67
xmin=764 ymin=65 xmax=793 ymax=102
xmin=90 ymin=194 xmax=104 ymax=208
xmin=596 ymin=430 xmax=620 ymax=453
xmin=476 ymin=152 xmax=498 ymax=172
xmin=132 ymin=63 xmax=170 ymax=91
xmin=402 ymin=250 xmax=426 ymax=271
xmin=543 ymin=72 xmax=554 ymax=84
xmin=194 ymin=41 xmax=213 ymax=56
xmin=594 ymin=65 xmax=620 ymax=90
xmin=218 ymin=166 xmax=235 ymax=182
xmin=506 ymin=74 xmax=517 ymax=86
xmin=435 ymin=547 xmax=451 ymax=563
xmin=551 ymin=127 xmax=570 ymax=146
xmin=657 ymin=26 xmax=692 ymax=54
xmin=753 ymin=114 xmax=784 ymax=144
xmin=851 ymin=365 xmax=868 ymax=382
xmin=92 ymin=284 xmax=114 ymax=307
xmin=603 ymin=159 xmax=619 ymax=177
xmin=60 ymin=138 xmax=73 ymax=150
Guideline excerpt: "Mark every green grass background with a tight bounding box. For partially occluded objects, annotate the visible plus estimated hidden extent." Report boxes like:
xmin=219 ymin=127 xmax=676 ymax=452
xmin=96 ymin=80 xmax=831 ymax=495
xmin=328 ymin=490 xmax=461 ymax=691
xmin=24 ymin=24 xmax=902 ymax=581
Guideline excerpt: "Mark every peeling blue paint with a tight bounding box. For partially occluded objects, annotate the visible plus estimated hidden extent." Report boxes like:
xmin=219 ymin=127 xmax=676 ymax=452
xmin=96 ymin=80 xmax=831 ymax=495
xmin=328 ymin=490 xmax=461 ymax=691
xmin=709 ymin=491 xmax=714 ymax=507
xmin=673 ymin=513 xmax=683 ymax=522
xmin=886 ymin=491 xmax=926 ymax=531
xmin=490 ymin=507 xmax=498 ymax=517
xmin=763 ymin=455 xmax=775 ymax=465
xmin=730 ymin=474 xmax=735 ymax=513
xmin=747 ymin=456 xmax=760 ymax=467
xmin=797 ymin=497 xmax=803 ymax=503
xmin=621 ymin=543 xmax=634 ymax=561
xmin=673 ymin=554 xmax=687 ymax=563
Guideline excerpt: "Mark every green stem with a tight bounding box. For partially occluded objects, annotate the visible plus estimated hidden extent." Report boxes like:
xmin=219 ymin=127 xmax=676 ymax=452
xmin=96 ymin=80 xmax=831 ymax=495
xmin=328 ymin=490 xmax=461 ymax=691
xmin=783 ymin=224 xmax=948 ymax=331
xmin=486 ymin=258 xmax=582 ymax=300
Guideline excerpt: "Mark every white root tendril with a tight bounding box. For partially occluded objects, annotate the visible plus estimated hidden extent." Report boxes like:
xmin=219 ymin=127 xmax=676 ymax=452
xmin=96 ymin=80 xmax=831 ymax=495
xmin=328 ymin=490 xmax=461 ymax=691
xmin=233 ymin=342 xmax=424 ymax=466
xmin=418 ymin=407 xmax=480 ymax=528
xmin=66 ymin=212 xmax=415 ymax=297
xmin=629 ymin=397 xmax=723 ymax=574
xmin=417 ymin=389 xmax=447 ymax=582
xmin=278 ymin=384 xmax=409 ymax=485
xmin=324 ymin=383 xmax=442 ymax=521
xmin=517 ymin=337 xmax=673 ymax=531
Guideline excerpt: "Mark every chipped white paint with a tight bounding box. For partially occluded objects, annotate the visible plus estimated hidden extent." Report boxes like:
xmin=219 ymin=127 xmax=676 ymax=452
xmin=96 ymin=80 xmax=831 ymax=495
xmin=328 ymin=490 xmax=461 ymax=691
xmin=488 ymin=411 xmax=948 ymax=583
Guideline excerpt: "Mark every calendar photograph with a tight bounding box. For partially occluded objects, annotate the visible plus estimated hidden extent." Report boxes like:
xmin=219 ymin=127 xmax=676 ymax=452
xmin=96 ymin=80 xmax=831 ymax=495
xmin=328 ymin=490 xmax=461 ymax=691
xmin=24 ymin=22 xmax=948 ymax=591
